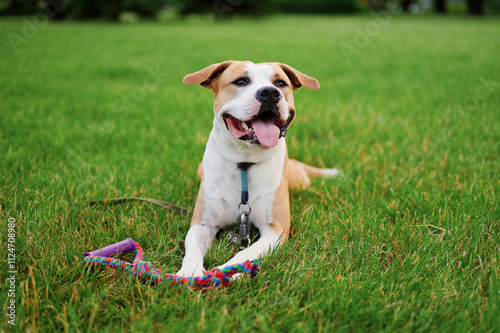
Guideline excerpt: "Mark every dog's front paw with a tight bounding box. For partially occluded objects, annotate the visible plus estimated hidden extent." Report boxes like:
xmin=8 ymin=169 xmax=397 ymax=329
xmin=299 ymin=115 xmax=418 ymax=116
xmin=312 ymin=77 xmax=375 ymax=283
xmin=176 ymin=258 xmax=206 ymax=277
xmin=322 ymin=168 xmax=340 ymax=178
xmin=177 ymin=253 xmax=206 ymax=277
xmin=176 ymin=264 xmax=206 ymax=277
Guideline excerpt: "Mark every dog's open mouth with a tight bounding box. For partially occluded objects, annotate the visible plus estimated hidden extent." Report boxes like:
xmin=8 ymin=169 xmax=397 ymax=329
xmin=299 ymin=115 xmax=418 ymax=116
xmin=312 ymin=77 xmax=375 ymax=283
xmin=223 ymin=111 xmax=293 ymax=148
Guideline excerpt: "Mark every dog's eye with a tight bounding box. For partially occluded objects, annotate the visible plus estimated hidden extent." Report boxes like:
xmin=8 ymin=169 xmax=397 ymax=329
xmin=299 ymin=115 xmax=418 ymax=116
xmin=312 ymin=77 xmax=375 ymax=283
xmin=232 ymin=77 xmax=250 ymax=87
xmin=275 ymin=80 xmax=288 ymax=88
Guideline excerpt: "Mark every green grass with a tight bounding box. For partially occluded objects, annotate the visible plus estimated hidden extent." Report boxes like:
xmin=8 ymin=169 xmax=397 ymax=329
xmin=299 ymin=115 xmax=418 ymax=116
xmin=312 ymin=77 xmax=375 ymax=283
xmin=1 ymin=13 xmax=499 ymax=332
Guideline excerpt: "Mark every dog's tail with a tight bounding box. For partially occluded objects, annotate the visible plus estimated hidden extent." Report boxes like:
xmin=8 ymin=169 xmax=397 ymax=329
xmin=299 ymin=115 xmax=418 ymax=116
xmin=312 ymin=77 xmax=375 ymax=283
xmin=287 ymin=159 xmax=340 ymax=190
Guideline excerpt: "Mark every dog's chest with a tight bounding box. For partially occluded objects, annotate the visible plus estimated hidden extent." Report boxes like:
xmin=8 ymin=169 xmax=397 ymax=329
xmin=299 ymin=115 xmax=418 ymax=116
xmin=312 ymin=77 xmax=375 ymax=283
xmin=201 ymin=141 xmax=285 ymax=230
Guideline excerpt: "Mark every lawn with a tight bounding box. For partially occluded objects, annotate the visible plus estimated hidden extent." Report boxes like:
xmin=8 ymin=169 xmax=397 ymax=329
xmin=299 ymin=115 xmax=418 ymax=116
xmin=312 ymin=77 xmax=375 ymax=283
xmin=0 ymin=13 xmax=499 ymax=332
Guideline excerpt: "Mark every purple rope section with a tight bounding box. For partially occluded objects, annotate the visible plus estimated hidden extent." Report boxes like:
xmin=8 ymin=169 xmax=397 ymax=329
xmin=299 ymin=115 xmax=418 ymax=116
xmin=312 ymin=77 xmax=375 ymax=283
xmin=83 ymin=242 xmax=261 ymax=290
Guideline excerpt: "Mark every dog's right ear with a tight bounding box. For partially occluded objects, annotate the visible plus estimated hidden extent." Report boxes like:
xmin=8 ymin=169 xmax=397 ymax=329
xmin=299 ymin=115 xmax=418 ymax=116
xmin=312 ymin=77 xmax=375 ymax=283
xmin=183 ymin=61 xmax=234 ymax=89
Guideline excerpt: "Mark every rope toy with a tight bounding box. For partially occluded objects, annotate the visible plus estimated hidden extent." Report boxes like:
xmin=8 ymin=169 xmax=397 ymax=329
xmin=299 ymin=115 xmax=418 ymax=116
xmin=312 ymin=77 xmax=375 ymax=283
xmin=83 ymin=238 xmax=261 ymax=290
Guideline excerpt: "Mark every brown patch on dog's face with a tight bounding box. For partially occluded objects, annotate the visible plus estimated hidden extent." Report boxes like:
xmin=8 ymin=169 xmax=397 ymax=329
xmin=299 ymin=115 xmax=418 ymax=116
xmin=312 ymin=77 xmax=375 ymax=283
xmin=211 ymin=61 xmax=251 ymax=114
xmin=263 ymin=62 xmax=297 ymax=116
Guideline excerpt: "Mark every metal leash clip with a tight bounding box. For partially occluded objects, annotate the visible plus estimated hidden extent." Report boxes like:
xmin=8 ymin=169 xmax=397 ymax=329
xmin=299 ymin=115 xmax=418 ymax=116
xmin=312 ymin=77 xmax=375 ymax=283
xmin=238 ymin=210 xmax=251 ymax=250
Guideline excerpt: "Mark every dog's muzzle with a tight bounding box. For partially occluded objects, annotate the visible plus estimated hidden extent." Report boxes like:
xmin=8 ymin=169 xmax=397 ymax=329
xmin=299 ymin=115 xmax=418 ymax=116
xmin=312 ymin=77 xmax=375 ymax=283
xmin=223 ymin=94 xmax=294 ymax=148
xmin=223 ymin=110 xmax=295 ymax=148
xmin=223 ymin=86 xmax=295 ymax=148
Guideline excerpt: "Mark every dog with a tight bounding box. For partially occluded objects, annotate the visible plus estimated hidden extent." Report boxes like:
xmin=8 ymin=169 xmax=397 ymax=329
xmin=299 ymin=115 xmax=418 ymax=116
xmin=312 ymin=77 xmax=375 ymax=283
xmin=177 ymin=61 xmax=338 ymax=277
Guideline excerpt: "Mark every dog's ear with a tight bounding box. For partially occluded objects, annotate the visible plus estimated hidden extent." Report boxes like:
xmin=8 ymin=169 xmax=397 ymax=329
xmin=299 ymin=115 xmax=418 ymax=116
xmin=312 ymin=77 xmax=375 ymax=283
xmin=278 ymin=63 xmax=320 ymax=90
xmin=183 ymin=61 xmax=234 ymax=89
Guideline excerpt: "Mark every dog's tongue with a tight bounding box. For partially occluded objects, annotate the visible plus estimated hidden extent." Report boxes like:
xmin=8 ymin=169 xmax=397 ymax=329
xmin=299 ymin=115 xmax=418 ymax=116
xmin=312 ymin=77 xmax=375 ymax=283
xmin=252 ymin=117 xmax=280 ymax=148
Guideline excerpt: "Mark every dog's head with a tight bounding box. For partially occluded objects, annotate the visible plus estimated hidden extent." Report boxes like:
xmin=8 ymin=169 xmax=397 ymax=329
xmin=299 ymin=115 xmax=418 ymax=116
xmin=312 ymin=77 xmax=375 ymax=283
xmin=183 ymin=60 xmax=319 ymax=149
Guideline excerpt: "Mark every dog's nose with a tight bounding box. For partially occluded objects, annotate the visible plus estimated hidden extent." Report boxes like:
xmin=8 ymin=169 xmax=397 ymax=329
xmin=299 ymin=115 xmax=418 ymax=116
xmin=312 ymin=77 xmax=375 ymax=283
xmin=256 ymin=87 xmax=281 ymax=106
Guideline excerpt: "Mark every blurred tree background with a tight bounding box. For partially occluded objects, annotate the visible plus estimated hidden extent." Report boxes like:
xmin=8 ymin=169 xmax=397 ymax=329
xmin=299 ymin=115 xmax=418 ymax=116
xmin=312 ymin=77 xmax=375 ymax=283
xmin=0 ymin=0 xmax=497 ymax=20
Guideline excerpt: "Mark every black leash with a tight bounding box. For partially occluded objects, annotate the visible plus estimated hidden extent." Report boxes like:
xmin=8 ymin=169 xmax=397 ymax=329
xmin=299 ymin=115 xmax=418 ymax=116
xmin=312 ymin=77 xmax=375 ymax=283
xmin=87 ymin=197 xmax=190 ymax=217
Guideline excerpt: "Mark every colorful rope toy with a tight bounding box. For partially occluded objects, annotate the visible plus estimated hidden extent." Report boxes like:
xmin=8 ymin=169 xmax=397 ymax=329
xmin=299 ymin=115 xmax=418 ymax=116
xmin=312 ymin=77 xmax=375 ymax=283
xmin=83 ymin=238 xmax=261 ymax=290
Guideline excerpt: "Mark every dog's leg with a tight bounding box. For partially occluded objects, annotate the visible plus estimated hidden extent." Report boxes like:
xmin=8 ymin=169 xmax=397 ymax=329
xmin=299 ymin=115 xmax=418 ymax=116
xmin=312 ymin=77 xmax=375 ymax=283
xmin=288 ymin=158 xmax=339 ymax=189
xmin=177 ymin=223 xmax=217 ymax=277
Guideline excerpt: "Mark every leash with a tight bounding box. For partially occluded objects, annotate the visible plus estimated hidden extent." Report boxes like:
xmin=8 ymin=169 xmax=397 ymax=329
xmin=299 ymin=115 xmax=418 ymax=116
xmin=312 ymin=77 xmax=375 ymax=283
xmin=83 ymin=238 xmax=261 ymax=290
xmin=87 ymin=197 xmax=190 ymax=217
xmin=221 ymin=162 xmax=254 ymax=249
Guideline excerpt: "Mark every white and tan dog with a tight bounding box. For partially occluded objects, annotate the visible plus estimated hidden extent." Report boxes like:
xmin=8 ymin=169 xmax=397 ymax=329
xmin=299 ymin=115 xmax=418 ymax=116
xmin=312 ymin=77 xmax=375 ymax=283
xmin=177 ymin=60 xmax=338 ymax=277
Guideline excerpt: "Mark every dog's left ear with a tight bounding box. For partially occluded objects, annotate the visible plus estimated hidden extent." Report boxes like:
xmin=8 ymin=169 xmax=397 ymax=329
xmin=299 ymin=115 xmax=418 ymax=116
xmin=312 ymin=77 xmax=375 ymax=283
xmin=278 ymin=63 xmax=320 ymax=90
xmin=183 ymin=61 xmax=234 ymax=89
